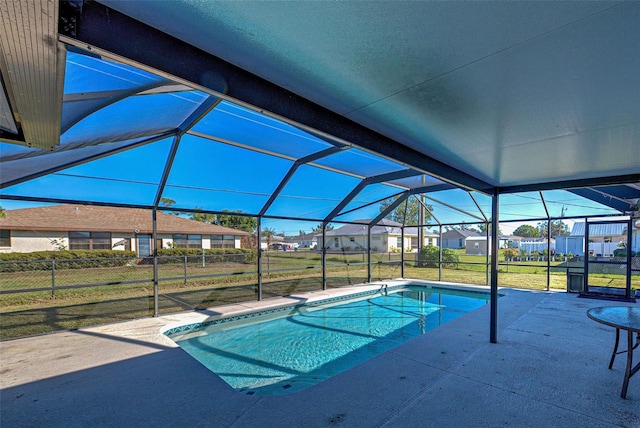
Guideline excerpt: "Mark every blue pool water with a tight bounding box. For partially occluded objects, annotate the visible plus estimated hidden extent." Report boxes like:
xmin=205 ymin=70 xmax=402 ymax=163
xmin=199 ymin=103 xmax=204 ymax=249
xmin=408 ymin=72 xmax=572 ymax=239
xmin=167 ymin=286 xmax=490 ymax=396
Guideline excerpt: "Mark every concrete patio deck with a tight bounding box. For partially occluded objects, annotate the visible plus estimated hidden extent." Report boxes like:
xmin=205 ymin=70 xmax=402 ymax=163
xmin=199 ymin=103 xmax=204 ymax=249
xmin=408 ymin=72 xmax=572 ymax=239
xmin=1 ymin=285 xmax=639 ymax=427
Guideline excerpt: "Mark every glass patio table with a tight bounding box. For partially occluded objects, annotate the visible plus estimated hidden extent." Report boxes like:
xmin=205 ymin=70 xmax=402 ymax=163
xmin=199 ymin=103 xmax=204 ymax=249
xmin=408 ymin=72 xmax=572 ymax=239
xmin=587 ymin=306 xmax=640 ymax=399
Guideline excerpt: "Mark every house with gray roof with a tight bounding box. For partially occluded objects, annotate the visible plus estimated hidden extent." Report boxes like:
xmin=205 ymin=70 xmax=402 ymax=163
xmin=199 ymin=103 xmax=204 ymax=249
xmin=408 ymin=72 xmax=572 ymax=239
xmin=441 ymin=228 xmax=482 ymax=249
xmin=286 ymin=232 xmax=317 ymax=249
xmin=315 ymin=219 xmax=438 ymax=252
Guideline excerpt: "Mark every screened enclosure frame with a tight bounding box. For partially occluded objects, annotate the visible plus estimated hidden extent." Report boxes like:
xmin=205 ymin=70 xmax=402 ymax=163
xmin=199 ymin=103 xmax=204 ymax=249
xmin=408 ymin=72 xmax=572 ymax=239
xmin=1 ymin=33 xmax=639 ymax=344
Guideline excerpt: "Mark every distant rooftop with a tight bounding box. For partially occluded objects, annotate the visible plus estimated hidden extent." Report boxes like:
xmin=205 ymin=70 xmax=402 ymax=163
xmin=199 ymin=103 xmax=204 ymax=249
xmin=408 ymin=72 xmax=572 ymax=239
xmin=0 ymin=204 xmax=249 ymax=236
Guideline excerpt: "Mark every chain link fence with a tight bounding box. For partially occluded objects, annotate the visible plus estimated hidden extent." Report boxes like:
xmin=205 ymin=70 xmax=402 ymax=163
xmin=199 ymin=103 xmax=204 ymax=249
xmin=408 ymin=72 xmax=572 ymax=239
xmin=3 ymin=250 xmax=637 ymax=339
xmin=0 ymin=250 xmax=405 ymax=339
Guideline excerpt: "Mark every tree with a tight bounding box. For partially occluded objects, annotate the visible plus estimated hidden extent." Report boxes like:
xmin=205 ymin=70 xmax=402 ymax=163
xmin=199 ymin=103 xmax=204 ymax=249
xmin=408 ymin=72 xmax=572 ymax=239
xmin=160 ymin=197 xmax=175 ymax=208
xmin=380 ymin=196 xmax=432 ymax=225
xmin=312 ymin=223 xmax=334 ymax=233
xmin=512 ymin=224 xmax=540 ymax=238
xmin=159 ymin=198 xmax=180 ymax=215
xmin=537 ymin=220 xmax=569 ymax=238
xmin=477 ymin=223 xmax=503 ymax=235
xmin=445 ymin=224 xmax=475 ymax=232
xmin=190 ymin=208 xmax=216 ymax=224
xmin=189 ymin=208 xmax=256 ymax=233
xmin=215 ymin=210 xmax=256 ymax=233
xmin=0 ymin=205 xmax=4 ymax=218
xmin=262 ymin=227 xmax=276 ymax=248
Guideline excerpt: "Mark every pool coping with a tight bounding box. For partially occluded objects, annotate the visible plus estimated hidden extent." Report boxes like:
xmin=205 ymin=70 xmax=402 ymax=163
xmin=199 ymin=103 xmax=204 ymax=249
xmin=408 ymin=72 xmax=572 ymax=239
xmin=160 ymin=279 xmax=499 ymax=339
xmin=69 ymin=279 xmax=501 ymax=351
xmin=163 ymin=279 xmax=499 ymax=396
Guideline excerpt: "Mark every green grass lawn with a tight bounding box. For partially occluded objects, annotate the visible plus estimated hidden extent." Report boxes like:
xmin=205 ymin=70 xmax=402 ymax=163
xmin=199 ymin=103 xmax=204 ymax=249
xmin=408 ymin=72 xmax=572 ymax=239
xmin=1 ymin=249 xmax=637 ymax=340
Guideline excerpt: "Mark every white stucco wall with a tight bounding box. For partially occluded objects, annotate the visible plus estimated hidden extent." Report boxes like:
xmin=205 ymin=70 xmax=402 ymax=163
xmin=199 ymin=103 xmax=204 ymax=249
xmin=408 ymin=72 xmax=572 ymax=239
xmin=0 ymin=231 xmax=243 ymax=253
xmin=315 ymin=234 xmax=426 ymax=252
xmin=424 ymin=236 xmax=438 ymax=246
xmin=0 ymin=230 xmax=67 ymax=253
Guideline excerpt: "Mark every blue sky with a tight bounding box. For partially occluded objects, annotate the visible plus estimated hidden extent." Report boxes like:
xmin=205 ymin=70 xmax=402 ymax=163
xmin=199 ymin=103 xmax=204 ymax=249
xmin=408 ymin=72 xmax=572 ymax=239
xmin=0 ymin=50 xmax=623 ymax=236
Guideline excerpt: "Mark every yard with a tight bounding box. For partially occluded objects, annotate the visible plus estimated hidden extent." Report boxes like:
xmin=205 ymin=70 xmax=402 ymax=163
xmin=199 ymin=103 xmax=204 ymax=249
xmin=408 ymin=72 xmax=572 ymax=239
xmin=1 ymin=249 xmax=637 ymax=339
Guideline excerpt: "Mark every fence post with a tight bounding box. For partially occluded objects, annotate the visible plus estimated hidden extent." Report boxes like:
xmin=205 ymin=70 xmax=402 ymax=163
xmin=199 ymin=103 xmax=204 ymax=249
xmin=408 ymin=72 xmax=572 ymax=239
xmin=51 ymin=259 xmax=56 ymax=299
xmin=184 ymin=255 xmax=188 ymax=285
xmin=202 ymin=248 xmax=205 ymax=268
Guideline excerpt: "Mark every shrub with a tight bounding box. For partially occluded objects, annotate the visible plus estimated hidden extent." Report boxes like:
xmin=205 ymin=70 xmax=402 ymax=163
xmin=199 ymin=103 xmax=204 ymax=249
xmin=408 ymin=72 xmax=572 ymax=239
xmin=613 ymin=248 xmax=637 ymax=258
xmin=0 ymin=250 xmax=137 ymax=272
xmin=418 ymin=246 xmax=459 ymax=268
xmin=503 ymin=248 xmax=518 ymax=260
xmin=156 ymin=248 xmax=256 ymax=264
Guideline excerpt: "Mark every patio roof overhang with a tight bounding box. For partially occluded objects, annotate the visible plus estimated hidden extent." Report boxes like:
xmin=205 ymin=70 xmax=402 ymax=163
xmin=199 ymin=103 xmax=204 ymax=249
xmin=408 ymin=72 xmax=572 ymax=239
xmin=1 ymin=0 xmax=638 ymax=221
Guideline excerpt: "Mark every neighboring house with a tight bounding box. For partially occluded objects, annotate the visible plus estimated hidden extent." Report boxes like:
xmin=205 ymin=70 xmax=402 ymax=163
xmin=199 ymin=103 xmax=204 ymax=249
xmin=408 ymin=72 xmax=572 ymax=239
xmin=442 ymin=229 xmax=482 ymax=249
xmin=465 ymin=235 xmax=523 ymax=255
xmin=286 ymin=232 xmax=317 ymax=249
xmin=315 ymin=219 xmax=438 ymax=252
xmin=556 ymin=221 xmax=637 ymax=257
xmin=260 ymin=234 xmax=287 ymax=250
xmin=0 ymin=204 xmax=249 ymax=256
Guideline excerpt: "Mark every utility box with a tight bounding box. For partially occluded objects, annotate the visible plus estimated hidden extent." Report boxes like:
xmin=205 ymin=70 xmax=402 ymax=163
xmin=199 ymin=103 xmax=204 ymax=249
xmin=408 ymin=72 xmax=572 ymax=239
xmin=567 ymin=272 xmax=584 ymax=293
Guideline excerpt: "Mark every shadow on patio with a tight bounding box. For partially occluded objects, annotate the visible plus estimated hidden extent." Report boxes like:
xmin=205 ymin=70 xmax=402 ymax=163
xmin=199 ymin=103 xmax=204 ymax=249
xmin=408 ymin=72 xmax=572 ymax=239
xmin=1 ymin=288 xmax=639 ymax=427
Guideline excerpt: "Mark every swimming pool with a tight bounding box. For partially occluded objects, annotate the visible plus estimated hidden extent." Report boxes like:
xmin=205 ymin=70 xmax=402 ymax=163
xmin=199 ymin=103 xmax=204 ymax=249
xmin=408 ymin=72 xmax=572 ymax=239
xmin=165 ymin=285 xmax=491 ymax=396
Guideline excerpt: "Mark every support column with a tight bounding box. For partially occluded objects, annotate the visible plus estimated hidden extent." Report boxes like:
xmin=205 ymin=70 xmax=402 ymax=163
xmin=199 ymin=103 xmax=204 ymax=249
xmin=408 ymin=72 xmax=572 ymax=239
xmin=546 ymin=218 xmax=551 ymax=291
xmin=438 ymin=225 xmax=443 ymax=281
xmin=418 ymin=177 xmax=425 ymax=266
xmin=152 ymin=208 xmax=159 ymax=317
xmin=626 ymin=218 xmax=633 ymax=300
xmin=257 ymin=217 xmax=262 ymax=300
xmin=485 ymin=222 xmax=490 ymax=286
xmin=584 ymin=217 xmax=590 ymax=294
xmin=367 ymin=225 xmax=372 ymax=283
xmin=490 ymin=190 xmax=499 ymax=343
xmin=401 ymin=226 xmax=405 ymax=278
xmin=322 ymin=223 xmax=327 ymax=290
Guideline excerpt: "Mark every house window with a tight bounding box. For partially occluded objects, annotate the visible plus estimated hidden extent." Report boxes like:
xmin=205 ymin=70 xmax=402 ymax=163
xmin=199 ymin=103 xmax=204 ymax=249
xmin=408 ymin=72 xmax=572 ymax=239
xmin=0 ymin=229 xmax=10 ymax=247
xmin=372 ymin=236 xmax=381 ymax=241
xmin=350 ymin=237 xmax=355 ymax=242
xmin=211 ymin=235 xmax=236 ymax=249
xmin=172 ymin=234 xmax=202 ymax=249
xmin=334 ymin=237 xmax=339 ymax=248
xmin=411 ymin=237 xmax=418 ymax=249
xmin=474 ymin=242 xmax=479 ymax=249
xmin=396 ymin=237 xmax=402 ymax=248
xmin=69 ymin=231 xmax=111 ymax=250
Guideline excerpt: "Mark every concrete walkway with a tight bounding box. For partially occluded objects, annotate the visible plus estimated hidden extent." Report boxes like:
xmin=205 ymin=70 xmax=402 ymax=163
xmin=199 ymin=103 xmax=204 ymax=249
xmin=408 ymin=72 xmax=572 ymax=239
xmin=1 ymin=286 xmax=639 ymax=427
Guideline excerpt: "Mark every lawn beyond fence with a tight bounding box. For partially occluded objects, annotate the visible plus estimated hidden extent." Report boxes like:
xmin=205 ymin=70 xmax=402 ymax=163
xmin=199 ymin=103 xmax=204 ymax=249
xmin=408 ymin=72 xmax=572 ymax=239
xmin=1 ymin=250 xmax=638 ymax=339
